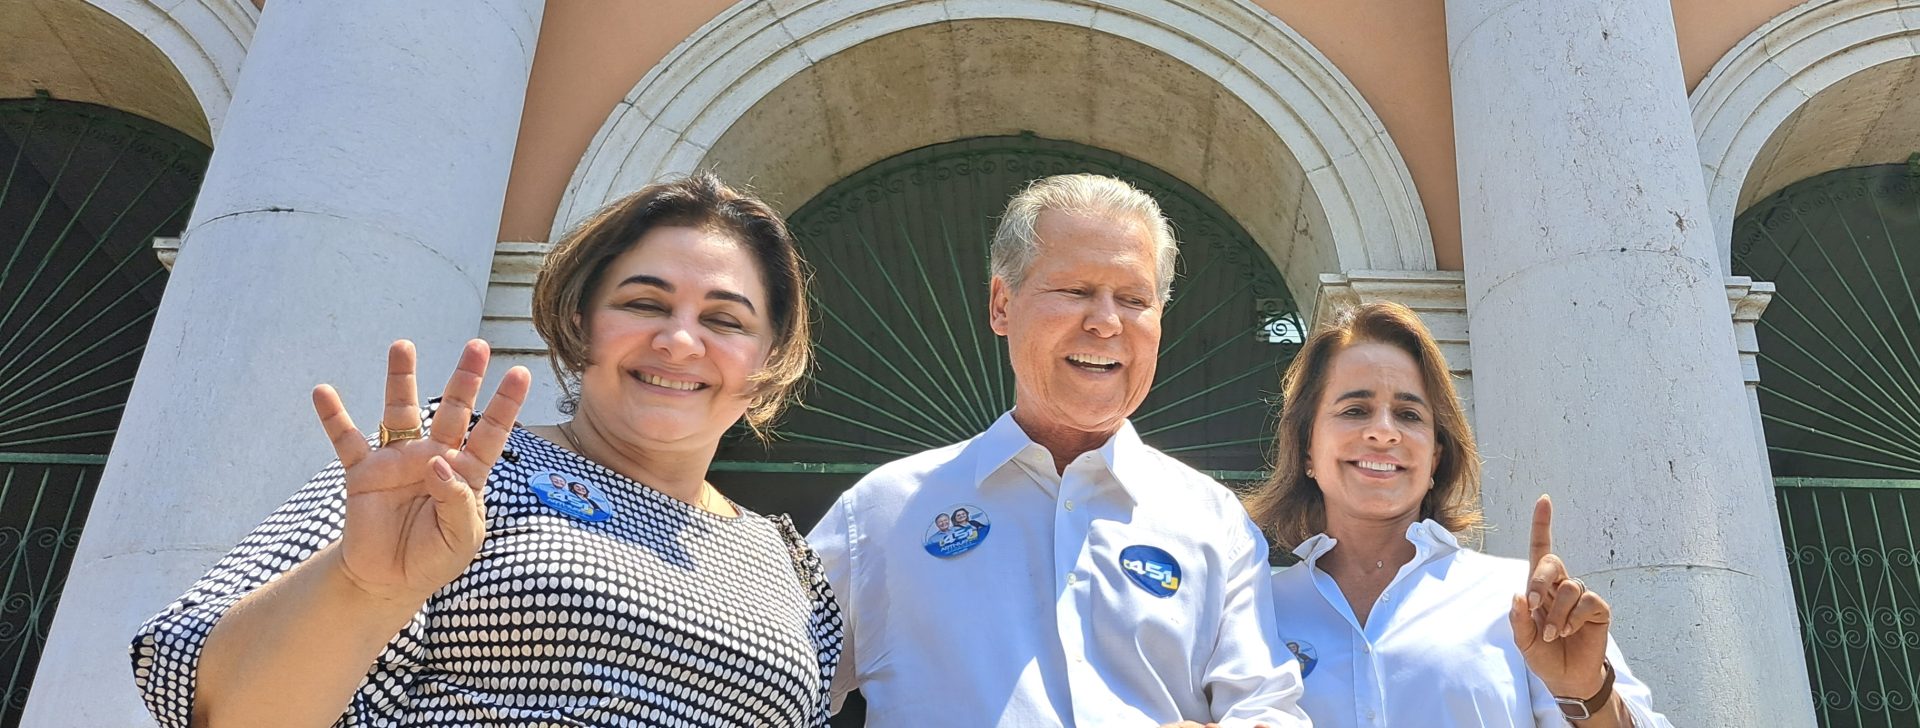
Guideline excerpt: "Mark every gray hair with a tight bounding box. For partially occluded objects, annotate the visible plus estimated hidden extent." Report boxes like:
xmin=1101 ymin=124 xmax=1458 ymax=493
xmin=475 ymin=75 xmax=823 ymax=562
xmin=990 ymin=173 xmax=1179 ymax=302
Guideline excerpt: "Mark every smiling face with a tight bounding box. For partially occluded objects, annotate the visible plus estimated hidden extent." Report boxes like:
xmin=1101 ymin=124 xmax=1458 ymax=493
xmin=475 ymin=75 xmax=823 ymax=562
xmin=990 ymin=210 xmax=1162 ymax=444
xmin=573 ymin=225 xmax=772 ymax=452
xmin=1307 ymin=341 xmax=1441 ymax=532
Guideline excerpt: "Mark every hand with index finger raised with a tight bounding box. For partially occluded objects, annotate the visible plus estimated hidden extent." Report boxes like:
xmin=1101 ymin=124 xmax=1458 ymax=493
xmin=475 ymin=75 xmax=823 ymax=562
xmin=1527 ymin=493 xmax=1558 ymax=612
xmin=1510 ymin=494 xmax=1614 ymax=700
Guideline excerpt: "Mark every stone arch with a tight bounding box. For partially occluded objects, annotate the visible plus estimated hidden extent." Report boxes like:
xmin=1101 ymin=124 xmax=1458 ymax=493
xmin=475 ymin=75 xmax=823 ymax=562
xmin=1693 ymin=0 xmax=1920 ymax=271
xmin=77 ymin=0 xmax=254 ymax=139
xmin=556 ymin=0 xmax=1432 ymax=311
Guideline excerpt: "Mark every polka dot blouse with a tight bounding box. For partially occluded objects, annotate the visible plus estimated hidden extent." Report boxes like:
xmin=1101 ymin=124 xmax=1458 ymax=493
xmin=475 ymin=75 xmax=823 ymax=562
xmin=132 ymin=407 xmax=843 ymax=727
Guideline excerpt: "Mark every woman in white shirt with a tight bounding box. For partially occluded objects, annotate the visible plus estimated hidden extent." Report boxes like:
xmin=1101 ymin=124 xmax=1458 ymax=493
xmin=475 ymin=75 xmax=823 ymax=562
xmin=1247 ymin=301 xmax=1671 ymax=727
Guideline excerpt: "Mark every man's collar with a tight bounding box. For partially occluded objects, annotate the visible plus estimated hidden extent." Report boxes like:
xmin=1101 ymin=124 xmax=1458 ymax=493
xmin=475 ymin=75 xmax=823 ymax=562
xmin=969 ymin=411 xmax=1151 ymax=502
xmin=969 ymin=411 xmax=1039 ymax=488
xmin=1291 ymin=518 xmax=1463 ymax=567
xmin=1098 ymin=419 xmax=1151 ymax=502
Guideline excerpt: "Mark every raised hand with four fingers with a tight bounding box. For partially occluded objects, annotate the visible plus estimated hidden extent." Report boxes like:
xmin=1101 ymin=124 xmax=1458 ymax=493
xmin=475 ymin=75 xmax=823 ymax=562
xmin=310 ymin=338 xmax=530 ymax=604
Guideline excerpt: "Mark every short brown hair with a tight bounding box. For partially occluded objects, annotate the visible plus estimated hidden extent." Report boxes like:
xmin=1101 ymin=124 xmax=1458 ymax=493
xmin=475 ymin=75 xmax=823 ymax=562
xmin=1245 ymin=301 xmax=1482 ymax=551
xmin=530 ymin=173 xmax=811 ymax=438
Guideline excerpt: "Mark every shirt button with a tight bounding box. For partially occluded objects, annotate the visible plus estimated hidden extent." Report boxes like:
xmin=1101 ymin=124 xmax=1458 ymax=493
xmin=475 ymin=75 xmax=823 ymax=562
xmin=1365 ymin=709 xmax=1377 ymax=721
xmin=1362 ymin=644 xmax=1372 ymax=654
xmin=1066 ymin=573 xmax=1078 ymax=586
xmin=1064 ymin=499 xmax=1075 ymax=511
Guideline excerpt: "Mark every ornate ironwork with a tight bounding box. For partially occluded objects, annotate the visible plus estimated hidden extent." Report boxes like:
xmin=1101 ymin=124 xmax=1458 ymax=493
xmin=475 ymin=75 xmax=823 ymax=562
xmin=1777 ymin=479 xmax=1920 ymax=726
xmin=1733 ymin=165 xmax=1920 ymax=480
xmin=0 ymin=96 xmax=204 ymax=723
xmin=1740 ymin=164 xmax=1920 ymax=726
xmin=1255 ymin=301 xmax=1305 ymax=345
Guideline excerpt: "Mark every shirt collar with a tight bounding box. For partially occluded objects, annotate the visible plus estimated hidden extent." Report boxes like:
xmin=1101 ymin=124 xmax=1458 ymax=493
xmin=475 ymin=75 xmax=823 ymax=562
xmin=1291 ymin=518 xmax=1463 ymax=567
xmin=968 ymin=410 xmax=1151 ymax=503
xmin=968 ymin=411 xmax=1039 ymax=487
xmin=1099 ymin=419 xmax=1152 ymax=502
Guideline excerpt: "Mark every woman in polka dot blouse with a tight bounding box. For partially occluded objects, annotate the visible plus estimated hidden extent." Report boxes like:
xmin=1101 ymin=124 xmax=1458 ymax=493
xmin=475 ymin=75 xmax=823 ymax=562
xmin=132 ymin=174 xmax=843 ymax=727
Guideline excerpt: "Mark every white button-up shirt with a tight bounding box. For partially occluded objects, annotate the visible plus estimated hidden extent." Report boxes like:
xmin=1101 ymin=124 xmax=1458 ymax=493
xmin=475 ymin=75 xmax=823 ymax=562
xmin=809 ymin=412 xmax=1308 ymax=727
xmin=1270 ymin=519 xmax=1672 ymax=727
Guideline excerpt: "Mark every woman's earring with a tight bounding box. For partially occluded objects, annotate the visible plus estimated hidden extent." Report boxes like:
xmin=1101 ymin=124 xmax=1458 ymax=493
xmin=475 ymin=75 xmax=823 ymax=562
xmin=1305 ymin=468 xmax=1315 ymax=479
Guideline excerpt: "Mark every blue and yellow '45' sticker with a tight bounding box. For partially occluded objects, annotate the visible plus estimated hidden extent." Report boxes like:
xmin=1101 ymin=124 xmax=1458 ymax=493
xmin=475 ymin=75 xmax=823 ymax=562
xmin=1119 ymin=545 xmax=1181 ymax=597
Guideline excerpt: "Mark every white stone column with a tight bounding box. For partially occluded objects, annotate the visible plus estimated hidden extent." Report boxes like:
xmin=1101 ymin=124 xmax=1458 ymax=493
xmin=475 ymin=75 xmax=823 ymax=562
xmin=1446 ymin=1 xmax=1814 ymax=724
xmin=23 ymin=1 xmax=545 ymax=725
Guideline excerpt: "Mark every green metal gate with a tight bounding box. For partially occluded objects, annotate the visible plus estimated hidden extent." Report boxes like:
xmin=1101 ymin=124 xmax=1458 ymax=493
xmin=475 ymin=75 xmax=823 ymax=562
xmin=711 ymin=133 xmax=1302 ymax=528
xmin=0 ymin=95 xmax=205 ymax=723
xmin=1733 ymin=161 xmax=1920 ymax=726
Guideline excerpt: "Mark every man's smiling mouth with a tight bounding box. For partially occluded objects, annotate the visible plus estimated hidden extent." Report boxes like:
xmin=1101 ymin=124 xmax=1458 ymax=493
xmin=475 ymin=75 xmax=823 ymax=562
xmin=1066 ymin=354 xmax=1121 ymax=372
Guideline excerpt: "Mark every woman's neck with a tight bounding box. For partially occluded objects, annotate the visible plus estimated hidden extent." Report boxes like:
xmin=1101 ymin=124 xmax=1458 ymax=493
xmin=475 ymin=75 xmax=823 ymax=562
xmin=1320 ymin=514 xmax=1422 ymax=581
xmin=1317 ymin=514 xmax=1421 ymax=626
xmin=548 ymin=409 xmax=731 ymax=515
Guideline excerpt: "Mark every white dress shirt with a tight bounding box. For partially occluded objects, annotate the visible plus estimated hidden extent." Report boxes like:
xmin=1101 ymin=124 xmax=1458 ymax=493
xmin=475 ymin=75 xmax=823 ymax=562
xmin=1269 ymin=519 xmax=1673 ymax=728
xmin=809 ymin=412 xmax=1308 ymax=727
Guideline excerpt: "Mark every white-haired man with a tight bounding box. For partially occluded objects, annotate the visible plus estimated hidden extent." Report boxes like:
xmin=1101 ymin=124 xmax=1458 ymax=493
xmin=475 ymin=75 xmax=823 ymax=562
xmin=809 ymin=174 xmax=1308 ymax=727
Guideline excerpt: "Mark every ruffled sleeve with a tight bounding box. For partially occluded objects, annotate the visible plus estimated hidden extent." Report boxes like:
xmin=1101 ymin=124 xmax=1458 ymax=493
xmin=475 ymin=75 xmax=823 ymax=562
xmin=129 ymin=404 xmax=455 ymax=727
xmin=129 ymin=455 xmax=357 ymax=727
xmin=770 ymin=514 xmax=846 ymax=727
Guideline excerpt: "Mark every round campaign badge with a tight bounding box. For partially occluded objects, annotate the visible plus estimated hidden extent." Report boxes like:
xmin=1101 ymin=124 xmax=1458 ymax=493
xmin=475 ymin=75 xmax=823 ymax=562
xmin=528 ymin=469 xmax=615 ymax=522
xmin=1118 ymin=545 xmax=1182 ymax=597
xmin=923 ymin=504 xmax=992 ymax=558
xmin=1283 ymin=638 xmax=1319 ymax=678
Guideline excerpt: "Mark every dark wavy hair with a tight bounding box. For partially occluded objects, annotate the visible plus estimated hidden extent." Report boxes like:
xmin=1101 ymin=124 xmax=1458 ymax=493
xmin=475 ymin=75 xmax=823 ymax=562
xmin=1245 ymin=301 xmax=1482 ymax=550
xmin=530 ymin=173 xmax=811 ymax=440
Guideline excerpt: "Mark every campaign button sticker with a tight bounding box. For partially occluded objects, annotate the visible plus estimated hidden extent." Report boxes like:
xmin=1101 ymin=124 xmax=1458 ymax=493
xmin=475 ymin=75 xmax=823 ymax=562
xmin=1284 ymin=638 xmax=1319 ymax=678
xmin=1119 ymin=545 xmax=1181 ymax=597
xmin=923 ymin=504 xmax=991 ymax=558
xmin=529 ymin=470 xmax=614 ymax=522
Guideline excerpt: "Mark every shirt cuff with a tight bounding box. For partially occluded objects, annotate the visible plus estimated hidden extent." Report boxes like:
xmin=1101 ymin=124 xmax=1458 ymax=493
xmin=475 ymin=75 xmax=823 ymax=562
xmin=130 ymin=592 xmax=246 ymax=728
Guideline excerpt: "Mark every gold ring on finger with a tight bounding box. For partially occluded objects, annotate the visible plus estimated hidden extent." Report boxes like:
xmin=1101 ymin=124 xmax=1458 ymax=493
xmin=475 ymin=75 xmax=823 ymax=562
xmin=378 ymin=423 xmax=425 ymax=447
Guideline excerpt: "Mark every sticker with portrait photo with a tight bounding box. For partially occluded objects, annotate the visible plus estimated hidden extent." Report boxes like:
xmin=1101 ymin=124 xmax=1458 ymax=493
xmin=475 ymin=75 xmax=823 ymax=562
xmin=1283 ymin=637 xmax=1318 ymax=678
xmin=528 ymin=469 xmax=615 ymax=522
xmin=922 ymin=503 xmax=992 ymax=558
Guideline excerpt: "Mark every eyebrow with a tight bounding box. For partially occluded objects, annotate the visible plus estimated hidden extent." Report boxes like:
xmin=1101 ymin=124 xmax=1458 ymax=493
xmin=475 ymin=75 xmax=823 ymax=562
xmin=616 ymin=274 xmax=757 ymax=314
xmin=1333 ymin=389 xmax=1428 ymax=406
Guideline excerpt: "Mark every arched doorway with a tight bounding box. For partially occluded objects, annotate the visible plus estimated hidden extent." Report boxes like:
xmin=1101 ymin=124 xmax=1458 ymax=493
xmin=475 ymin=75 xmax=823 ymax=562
xmin=711 ymin=134 xmax=1302 ymax=529
xmin=1733 ymin=163 xmax=1920 ymax=726
xmin=557 ymin=5 xmax=1436 ymax=311
xmin=0 ymin=96 xmax=206 ymax=722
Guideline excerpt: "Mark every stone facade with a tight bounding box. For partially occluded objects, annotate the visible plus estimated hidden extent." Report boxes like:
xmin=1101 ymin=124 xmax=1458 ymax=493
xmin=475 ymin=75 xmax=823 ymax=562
xmin=23 ymin=0 xmax=1920 ymax=725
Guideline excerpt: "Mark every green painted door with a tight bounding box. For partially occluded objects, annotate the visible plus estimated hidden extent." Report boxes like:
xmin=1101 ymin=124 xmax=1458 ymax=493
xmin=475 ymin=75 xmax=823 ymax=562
xmin=0 ymin=96 xmax=206 ymax=724
xmin=711 ymin=134 xmax=1302 ymax=529
xmin=1732 ymin=162 xmax=1920 ymax=727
